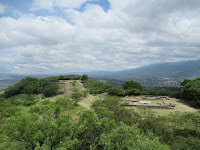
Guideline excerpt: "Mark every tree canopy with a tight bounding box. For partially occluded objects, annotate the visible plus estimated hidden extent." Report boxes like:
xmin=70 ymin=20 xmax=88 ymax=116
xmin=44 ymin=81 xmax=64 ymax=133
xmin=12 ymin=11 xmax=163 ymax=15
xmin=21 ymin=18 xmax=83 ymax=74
xmin=4 ymin=77 xmax=60 ymax=98
xmin=180 ymin=77 xmax=200 ymax=107
xmin=123 ymin=80 xmax=143 ymax=91
xmin=1 ymin=76 xmax=200 ymax=149
xmin=81 ymin=74 xmax=89 ymax=81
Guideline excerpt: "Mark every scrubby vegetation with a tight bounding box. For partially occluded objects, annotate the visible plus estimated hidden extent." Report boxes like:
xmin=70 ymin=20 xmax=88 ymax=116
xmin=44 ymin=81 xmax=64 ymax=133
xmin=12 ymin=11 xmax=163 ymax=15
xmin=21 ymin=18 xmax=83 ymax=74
xmin=179 ymin=78 xmax=200 ymax=107
xmin=0 ymin=75 xmax=200 ymax=149
xmin=88 ymin=77 xmax=200 ymax=108
xmin=71 ymin=91 xmax=88 ymax=104
xmin=4 ymin=77 xmax=60 ymax=98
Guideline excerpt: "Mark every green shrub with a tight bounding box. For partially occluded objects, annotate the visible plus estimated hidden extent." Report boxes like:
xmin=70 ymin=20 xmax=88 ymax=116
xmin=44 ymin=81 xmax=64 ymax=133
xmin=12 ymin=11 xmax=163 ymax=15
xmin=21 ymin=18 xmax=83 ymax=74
xmin=71 ymin=81 xmax=77 ymax=86
xmin=4 ymin=77 xmax=60 ymax=98
xmin=71 ymin=91 xmax=88 ymax=104
xmin=89 ymin=82 xmax=112 ymax=94
xmin=180 ymin=77 xmax=200 ymax=108
xmin=123 ymin=80 xmax=143 ymax=91
xmin=81 ymin=74 xmax=88 ymax=81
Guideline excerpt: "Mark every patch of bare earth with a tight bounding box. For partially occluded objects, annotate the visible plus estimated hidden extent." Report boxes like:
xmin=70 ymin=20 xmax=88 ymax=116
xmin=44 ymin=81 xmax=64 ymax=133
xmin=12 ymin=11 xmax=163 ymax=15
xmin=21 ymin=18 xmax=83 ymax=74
xmin=72 ymin=115 xmax=80 ymax=120
xmin=77 ymin=102 xmax=90 ymax=109
xmin=171 ymin=98 xmax=198 ymax=113
xmin=59 ymin=80 xmax=86 ymax=95
xmin=78 ymin=93 xmax=107 ymax=109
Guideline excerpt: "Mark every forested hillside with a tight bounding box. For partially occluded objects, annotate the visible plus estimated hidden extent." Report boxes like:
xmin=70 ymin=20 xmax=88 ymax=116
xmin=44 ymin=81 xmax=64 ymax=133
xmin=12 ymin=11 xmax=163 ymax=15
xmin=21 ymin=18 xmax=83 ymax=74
xmin=0 ymin=75 xmax=200 ymax=149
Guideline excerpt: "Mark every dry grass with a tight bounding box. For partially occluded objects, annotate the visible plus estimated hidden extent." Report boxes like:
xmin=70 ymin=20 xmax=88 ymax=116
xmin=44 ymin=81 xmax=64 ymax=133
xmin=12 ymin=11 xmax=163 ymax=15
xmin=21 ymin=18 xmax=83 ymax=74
xmin=48 ymin=80 xmax=87 ymax=101
xmin=59 ymin=80 xmax=86 ymax=95
xmin=78 ymin=93 xmax=107 ymax=109
xmin=47 ymin=80 xmax=107 ymax=110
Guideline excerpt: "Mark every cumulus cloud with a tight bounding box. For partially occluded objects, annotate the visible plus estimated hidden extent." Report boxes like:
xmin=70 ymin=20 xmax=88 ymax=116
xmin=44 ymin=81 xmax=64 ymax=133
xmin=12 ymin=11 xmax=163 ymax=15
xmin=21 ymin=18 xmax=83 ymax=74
xmin=0 ymin=0 xmax=200 ymax=74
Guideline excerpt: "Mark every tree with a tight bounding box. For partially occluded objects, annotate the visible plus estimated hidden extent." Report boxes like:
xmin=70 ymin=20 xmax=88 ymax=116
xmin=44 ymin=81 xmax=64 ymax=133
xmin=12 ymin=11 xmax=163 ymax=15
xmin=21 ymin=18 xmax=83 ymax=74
xmin=38 ymin=78 xmax=59 ymax=97
xmin=92 ymin=96 xmax=140 ymax=125
xmin=108 ymin=87 xmax=125 ymax=96
xmin=4 ymin=97 xmax=76 ymax=150
xmin=180 ymin=78 xmax=200 ymax=107
xmin=73 ymin=76 xmax=81 ymax=80
xmin=89 ymin=82 xmax=112 ymax=94
xmin=4 ymin=77 xmax=39 ymax=97
xmin=81 ymin=74 xmax=89 ymax=81
xmin=125 ymin=88 xmax=141 ymax=95
xmin=74 ymin=110 xmax=116 ymax=150
xmin=99 ymin=124 xmax=170 ymax=150
xmin=123 ymin=80 xmax=142 ymax=91
xmin=4 ymin=77 xmax=60 ymax=98
xmin=23 ymin=81 xmax=40 ymax=95
xmin=5 ymin=114 xmax=39 ymax=149
xmin=181 ymin=79 xmax=192 ymax=86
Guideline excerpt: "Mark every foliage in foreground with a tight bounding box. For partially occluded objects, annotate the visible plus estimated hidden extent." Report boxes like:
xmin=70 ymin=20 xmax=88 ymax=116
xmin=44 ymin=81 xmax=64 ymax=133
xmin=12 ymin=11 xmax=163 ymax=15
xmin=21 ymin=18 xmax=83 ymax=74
xmin=2 ymin=95 xmax=200 ymax=149
xmin=0 ymin=96 xmax=175 ymax=150
xmin=1 ymin=75 xmax=200 ymax=149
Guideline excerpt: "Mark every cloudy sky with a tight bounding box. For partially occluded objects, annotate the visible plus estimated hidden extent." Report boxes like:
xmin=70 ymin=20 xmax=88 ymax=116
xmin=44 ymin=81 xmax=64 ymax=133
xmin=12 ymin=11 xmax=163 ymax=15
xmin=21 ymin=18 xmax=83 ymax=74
xmin=0 ymin=0 xmax=200 ymax=74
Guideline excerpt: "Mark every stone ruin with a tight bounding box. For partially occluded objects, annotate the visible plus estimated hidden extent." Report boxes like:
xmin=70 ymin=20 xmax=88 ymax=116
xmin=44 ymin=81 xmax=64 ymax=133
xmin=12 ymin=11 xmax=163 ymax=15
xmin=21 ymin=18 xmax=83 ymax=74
xmin=122 ymin=95 xmax=176 ymax=109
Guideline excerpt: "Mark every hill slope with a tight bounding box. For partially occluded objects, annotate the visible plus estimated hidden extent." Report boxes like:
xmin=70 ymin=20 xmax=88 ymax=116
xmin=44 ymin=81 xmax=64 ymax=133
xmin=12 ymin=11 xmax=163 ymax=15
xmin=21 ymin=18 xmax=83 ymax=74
xmin=89 ymin=60 xmax=200 ymax=88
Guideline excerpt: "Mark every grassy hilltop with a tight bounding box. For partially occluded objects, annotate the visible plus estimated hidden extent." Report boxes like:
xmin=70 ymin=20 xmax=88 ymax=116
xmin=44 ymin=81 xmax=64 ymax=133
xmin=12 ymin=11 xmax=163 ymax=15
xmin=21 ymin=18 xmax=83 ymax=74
xmin=0 ymin=75 xmax=200 ymax=150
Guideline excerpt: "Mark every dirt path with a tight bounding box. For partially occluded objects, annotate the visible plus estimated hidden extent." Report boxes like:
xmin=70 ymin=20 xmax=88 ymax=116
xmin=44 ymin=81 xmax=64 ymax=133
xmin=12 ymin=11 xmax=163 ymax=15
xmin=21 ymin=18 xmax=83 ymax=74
xmin=172 ymin=103 xmax=198 ymax=112
xmin=59 ymin=80 xmax=86 ymax=95
xmin=78 ymin=93 xmax=107 ymax=109
xmin=77 ymin=102 xmax=90 ymax=109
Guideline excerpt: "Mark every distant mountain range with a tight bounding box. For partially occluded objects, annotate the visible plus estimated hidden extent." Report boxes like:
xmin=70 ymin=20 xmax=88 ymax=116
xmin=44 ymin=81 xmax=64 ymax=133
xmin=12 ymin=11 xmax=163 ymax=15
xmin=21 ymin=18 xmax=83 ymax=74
xmin=88 ymin=60 xmax=200 ymax=88
xmin=1 ymin=59 xmax=200 ymax=89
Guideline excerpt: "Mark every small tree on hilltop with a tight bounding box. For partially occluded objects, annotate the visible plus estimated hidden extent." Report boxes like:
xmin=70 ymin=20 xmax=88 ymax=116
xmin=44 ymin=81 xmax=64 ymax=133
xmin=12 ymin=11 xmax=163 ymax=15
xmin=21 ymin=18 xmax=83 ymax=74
xmin=123 ymin=80 xmax=142 ymax=91
xmin=81 ymin=74 xmax=89 ymax=81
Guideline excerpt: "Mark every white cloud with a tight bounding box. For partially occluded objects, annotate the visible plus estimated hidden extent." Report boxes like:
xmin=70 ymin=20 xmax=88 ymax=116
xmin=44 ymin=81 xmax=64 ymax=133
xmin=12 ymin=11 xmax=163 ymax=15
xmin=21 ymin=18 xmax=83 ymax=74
xmin=0 ymin=0 xmax=200 ymax=74
xmin=0 ymin=15 xmax=74 ymax=48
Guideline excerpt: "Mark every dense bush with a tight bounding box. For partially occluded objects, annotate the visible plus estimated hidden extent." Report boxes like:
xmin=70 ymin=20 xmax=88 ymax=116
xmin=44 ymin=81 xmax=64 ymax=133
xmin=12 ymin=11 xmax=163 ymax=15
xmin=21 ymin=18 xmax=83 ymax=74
xmin=73 ymin=76 xmax=81 ymax=80
xmin=124 ymin=88 xmax=142 ymax=95
xmin=92 ymin=96 xmax=140 ymax=125
xmin=179 ymin=78 xmax=200 ymax=108
xmin=89 ymin=82 xmax=113 ymax=94
xmin=1 ymin=93 xmax=200 ymax=150
xmin=108 ymin=87 xmax=125 ymax=96
xmin=57 ymin=75 xmax=71 ymax=80
xmin=92 ymin=97 xmax=200 ymax=150
xmin=4 ymin=97 xmax=76 ymax=150
xmin=123 ymin=80 xmax=143 ymax=91
xmin=100 ymin=124 xmax=170 ymax=150
xmin=2 ymin=75 xmax=200 ymax=149
xmin=142 ymin=88 xmax=179 ymax=97
xmin=87 ymin=80 xmax=179 ymax=97
xmin=81 ymin=74 xmax=88 ymax=81
xmin=71 ymin=91 xmax=88 ymax=104
xmin=4 ymin=77 xmax=60 ymax=98
xmin=82 ymin=79 xmax=92 ymax=89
